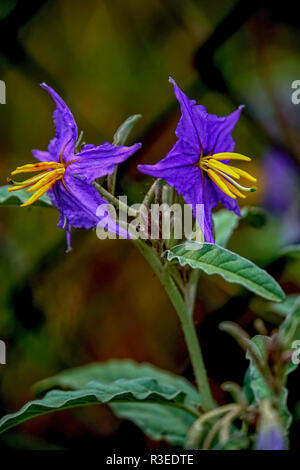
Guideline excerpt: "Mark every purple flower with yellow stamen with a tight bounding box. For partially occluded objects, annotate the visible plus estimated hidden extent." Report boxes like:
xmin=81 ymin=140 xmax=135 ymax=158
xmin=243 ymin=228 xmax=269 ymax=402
xmin=8 ymin=83 xmax=141 ymax=249
xmin=138 ymin=78 xmax=257 ymax=243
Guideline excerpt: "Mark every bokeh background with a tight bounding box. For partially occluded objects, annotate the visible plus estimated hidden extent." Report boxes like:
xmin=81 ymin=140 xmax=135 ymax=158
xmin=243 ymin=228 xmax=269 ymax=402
xmin=0 ymin=0 xmax=299 ymax=450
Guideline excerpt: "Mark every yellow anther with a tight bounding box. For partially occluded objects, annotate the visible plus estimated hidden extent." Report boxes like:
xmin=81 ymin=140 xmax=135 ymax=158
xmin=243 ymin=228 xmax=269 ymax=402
xmin=8 ymin=161 xmax=67 ymax=207
xmin=204 ymin=159 xmax=241 ymax=179
xmin=211 ymin=152 xmax=251 ymax=162
xmin=199 ymin=151 xmax=256 ymax=200
xmin=207 ymin=169 xmax=237 ymax=199
xmin=21 ymin=180 xmax=56 ymax=207
xmin=11 ymin=162 xmax=63 ymax=175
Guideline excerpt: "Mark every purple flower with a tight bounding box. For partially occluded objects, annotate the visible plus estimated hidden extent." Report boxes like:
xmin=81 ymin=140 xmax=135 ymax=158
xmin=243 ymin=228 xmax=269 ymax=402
xmin=138 ymin=78 xmax=256 ymax=242
xmin=262 ymin=149 xmax=300 ymax=244
xmin=256 ymin=427 xmax=287 ymax=450
xmin=8 ymin=83 xmax=141 ymax=249
xmin=262 ymin=149 xmax=298 ymax=214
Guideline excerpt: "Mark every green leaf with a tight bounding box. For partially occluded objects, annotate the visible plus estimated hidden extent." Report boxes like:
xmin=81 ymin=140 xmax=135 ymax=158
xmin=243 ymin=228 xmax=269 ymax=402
xmin=0 ymin=377 xmax=193 ymax=437
xmin=113 ymin=114 xmax=142 ymax=146
xmin=111 ymin=402 xmax=195 ymax=446
xmin=164 ymin=242 xmax=285 ymax=302
xmin=0 ymin=185 xmax=53 ymax=208
xmin=3 ymin=360 xmax=200 ymax=446
xmin=33 ymin=359 xmax=200 ymax=405
xmin=213 ymin=210 xmax=239 ymax=247
xmin=279 ymin=245 xmax=300 ymax=259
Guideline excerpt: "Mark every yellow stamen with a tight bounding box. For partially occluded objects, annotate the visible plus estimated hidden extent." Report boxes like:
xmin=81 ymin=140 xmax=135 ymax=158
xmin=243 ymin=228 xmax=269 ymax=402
xmin=199 ymin=151 xmax=257 ymax=200
xmin=11 ymin=162 xmax=63 ymax=175
xmin=211 ymin=152 xmax=251 ymax=162
xmin=8 ymin=160 xmax=67 ymax=207
xmin=204 ymin=159 xmax=241 ymax=179
xmin=21 ymin=180 xmax=56 ymax=207
xmin=7 ymin=171 xmax=51 ymax=191
xmin=226 ymin=166 xmax=257 ymax=182
xmin=206 ymin=169 xmax=237 ymax=199
xmin=26 ymin=169 xmax=63 ymax=193
xmin=213 ymin=172 xmax=246 ymax=198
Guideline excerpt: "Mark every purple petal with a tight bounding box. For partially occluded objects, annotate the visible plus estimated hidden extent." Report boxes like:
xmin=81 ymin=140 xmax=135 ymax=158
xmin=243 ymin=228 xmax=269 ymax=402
xmin=169 ymin=77 xmax=207 ymax=155
xmin=32 ymin=149 xmax=52 ymax=162
xmin=139 ymin=141 xmax=241 ymax=241
xmin=51 ymin=174 xmax=129 ymax=238
xmin=206 ymin=106 xmax=244 ymax=154
xmin=138 ymin=140 xmax=197 ymax=177
xmin=170 ymin=77 xmax=243 ymax=155
xmin=67 ymin=142 xmax=142 ymax=184
xmin=41 ymin=83 xmax=78 ymax=162
xmin=139 ymin=142 xmax=216 ymax=242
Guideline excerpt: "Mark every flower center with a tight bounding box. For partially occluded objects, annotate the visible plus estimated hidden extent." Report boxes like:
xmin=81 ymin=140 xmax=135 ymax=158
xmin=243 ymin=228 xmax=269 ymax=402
xmin=199 ymin=152 xmax=257 ymax=199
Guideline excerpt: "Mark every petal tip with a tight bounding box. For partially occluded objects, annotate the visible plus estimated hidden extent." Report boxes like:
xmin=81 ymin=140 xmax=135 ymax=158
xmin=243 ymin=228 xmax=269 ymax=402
xmin=169 ymin=77 xmax=178 ymax=89
xmin=40 ymin=82 xmax=49 ymax=90
xmin=137 ymin=164 xmax=151 ymax=175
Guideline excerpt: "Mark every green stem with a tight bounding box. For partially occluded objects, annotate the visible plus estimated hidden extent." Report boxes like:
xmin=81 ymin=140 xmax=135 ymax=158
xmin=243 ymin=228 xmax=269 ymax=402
xmin=93 ymin=182 xmax=138 ymax=217
xmin=185 ymin=269 xmax=200 ymax=316
xmin=133 ymin=240 xmax=215 ymax=412
xmin=107 ymin=167 xmax=118 ymax=195
xmin=162 ymin=270 xmax=215 ymax=411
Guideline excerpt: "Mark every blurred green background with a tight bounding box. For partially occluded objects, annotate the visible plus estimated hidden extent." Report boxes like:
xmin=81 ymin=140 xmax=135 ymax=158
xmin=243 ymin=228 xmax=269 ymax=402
xmin=0 ymin=0 xmax=299 ymax=450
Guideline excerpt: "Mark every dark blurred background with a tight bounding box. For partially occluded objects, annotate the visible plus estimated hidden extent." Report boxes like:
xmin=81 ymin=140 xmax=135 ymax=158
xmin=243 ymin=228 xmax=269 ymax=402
xmin=0 ymin=0 xmax=299 ymax=450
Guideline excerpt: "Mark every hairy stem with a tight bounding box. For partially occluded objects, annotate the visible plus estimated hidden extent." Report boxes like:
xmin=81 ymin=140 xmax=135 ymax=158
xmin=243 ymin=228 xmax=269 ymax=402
xmin=93 ymin=182 xmax=139 ymax=217
xmin=133 ymin=239 xmax=215 ymax=412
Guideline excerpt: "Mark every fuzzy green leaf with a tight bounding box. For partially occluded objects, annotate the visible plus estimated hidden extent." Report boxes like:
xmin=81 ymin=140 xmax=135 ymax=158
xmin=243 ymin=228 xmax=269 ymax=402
xmin=1 ymin=360 xmax=200 ymax=446
xmin=0 ymin=377 xmax=192 ymax=436
xmin=164 ymin=242 xmax=285 ymax=302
